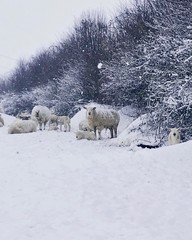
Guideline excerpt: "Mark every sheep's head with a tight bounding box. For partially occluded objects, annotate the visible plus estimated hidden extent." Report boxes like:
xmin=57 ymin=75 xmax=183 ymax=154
xmin=169 ymin=128 xmax=180 ymax=138
xmin=35 ymin=110 xmax=42 ymax=122
xmin=35 ymin=110 xmax=40 ymax=118
xmin=84 ymin=106 xmax=96 ymax=119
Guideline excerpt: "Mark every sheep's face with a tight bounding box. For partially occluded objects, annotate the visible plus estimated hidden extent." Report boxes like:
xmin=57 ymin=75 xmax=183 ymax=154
xmin=35 ymin=110 xmax=40 ymax=118
xmin=169 ymin=128 xmax=180 ymax=136
xmin=169 ymin=128 xmax=180 ymax=142
xmin=76 ymin=131 xmax=83 ymax=140
xmin=35 ymin=110 xmax=43 ymax=123
xmin=86 ymin=107 xmax=96 ymax=119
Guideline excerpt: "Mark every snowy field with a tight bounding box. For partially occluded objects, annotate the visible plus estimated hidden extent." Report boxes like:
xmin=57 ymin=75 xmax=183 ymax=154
xmin=0 ymin=110 xmax=192 ymax=240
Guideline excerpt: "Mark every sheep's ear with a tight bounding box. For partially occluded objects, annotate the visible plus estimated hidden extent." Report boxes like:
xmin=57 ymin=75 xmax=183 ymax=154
xmin=177 ymin=128 xmax=181 ymax=132
xmin=83 ymin=106 xmax=87 ymax=110
xmin=93 ymin=107 xmax=96 ymax=110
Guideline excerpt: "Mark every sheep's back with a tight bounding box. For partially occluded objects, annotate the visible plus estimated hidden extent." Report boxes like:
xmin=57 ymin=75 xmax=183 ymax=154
xmin=89 ymin=109 xmax=120 ymax=128
xmin=8 ymin=119 xmax=37 ymax=134
xmin=58 ymin=116 xmax=70 ymax=124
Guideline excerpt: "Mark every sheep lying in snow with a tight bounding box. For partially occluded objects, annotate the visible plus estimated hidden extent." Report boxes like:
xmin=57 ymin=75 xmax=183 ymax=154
xmin=0 ymin=114 xmax=4 ymax=127
xmin=57 ymin=116 xmax=71 ymax=132
xmin=31 ymin=105 xmax=51 ymax=130
xmin=79 ymin=120 xmax=93 ymax=131
xmin=16 ymin=112 xmax=31 ymax=120
xmin=8 ymin=118 xmax=38 ymax=134
xmin=76 ymin=130 xmax=96 ymax=140
xmin=168 ymin=128 xmax=181 ymax=145
xmin=84 ymin=106 xmax=120 ymax=140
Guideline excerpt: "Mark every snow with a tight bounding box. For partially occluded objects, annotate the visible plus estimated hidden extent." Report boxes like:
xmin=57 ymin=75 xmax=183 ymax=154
xmin=1 ymin=111 xmax=192 ymax=240
xmin=97 ymin=63 xmax=103 ymax=69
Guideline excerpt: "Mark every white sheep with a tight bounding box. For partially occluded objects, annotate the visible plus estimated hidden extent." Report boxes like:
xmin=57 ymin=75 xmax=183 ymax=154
xmin=16 ymin=112 xmax=31 ymax=120
xmin=79 ymin=120 xmax=93 ymax=131
xmin=0 ymin=114 xmax=4 ymax=127
xmin=168 ymin=128 xmax=181 ymax=145
xmin=49 ymin=114 xmax=59 ymax=129
xmin=31 ymin=105 xmax=51 ymax=130
xmin=84 ymin=106 xmax=120 ymax=140
xmin=8 ymin=118 xmax=38 ymax=134
xmin=48 ymin=125 xmax=59 ymax=131
xmin=57 ymin=116 xmax=71 ymax=132
xmin=76 ymin=130 xmax=96 ymax=140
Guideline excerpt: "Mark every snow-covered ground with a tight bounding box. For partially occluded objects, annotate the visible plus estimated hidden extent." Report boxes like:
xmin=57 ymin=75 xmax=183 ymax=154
xmin=0 ymin=110 xmax=192 ymax=240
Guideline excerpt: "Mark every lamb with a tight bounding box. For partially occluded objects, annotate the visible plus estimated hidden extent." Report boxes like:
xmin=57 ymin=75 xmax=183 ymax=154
xmin=84 ymin=106 xmax=120 ymax=140
xmin=79 ymin=120 xmax=93 ymax=131
xmin=31 ymin=105 xmax=51 ymax=130
xmin=57 ymin=116 xmax=71 ymax=132
xmin=49 ymin=114 xmax=59 ymax=129
xmin=76 ymin=130 xmax=96 ymax=140
xmin=0 ymin=114 xmax=4 ymax=127
xmin=168 ymin=128 xmax=181 ymax=145
xmin=8 ymin=118 xmax=38 ymax=134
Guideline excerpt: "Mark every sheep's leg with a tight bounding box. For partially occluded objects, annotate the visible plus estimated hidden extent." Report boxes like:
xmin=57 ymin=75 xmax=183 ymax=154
xmin=64 ymin=123 xmax=67 ymax=132
xmin=94 ymin=126 xmax=97 ymax=139
xmin=98 ymin=130 xmax=102 ymax=140
xmin=59 ymin=124 xmax=62 ymax=131
xmin=39 ymin=122 xmax=42 ymax=130
xmin=110 ymin=127 xmax=114 ymax=138
xmin=114 ymin=126 xmax=117 ymax=138
xmin=44 ymin=121 xmax=48 ymax=130
xmin=68 ymin=124 xmax=71 ymax=132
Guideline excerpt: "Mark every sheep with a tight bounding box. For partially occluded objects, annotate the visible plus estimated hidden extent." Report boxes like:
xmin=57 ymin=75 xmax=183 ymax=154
xmin=16 ymin=112 xmax=31 ymax=120
xmin=57 ymin=116 xmax=71 ymax=132
xmin=8 ymin=118 xmax=38 ymax=134
xmin=0 ymin=114 xmax=4 ymax=127
xmin=31 ymin=105 xmax=51 ymax=130
xmin=168 ymin=128 xmax=181 ymax=145
xmin=84 ymin=106 xmax=120 ymax=140
xmin=49 ymin=114 xmax=59 ymax=129
xmin=76 ymin=130 xmax=96 ymax=140
xmin=79 ymin=120 xmax=93 ymax=132
xmin=48 ymin=125 xmax=59 ymax=131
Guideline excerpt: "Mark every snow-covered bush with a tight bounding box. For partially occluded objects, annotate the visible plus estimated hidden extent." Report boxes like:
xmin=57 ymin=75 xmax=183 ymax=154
xmin=111 ymin=114 xmax=161 ymax=148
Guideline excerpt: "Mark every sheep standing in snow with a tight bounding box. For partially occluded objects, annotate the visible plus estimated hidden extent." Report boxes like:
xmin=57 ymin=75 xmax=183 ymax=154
xmin=79 ymin=120 xmax=93 ymax=132
xmin=168 ymin=128 xmax=181 ymax=145
xmin=49 ymin=114 xmax=59 ymax=129
xmin=8 ymin=118 xmax=38 ymax=134
xmin=84 ymin=106 xmax=120 ymax=140
xmin=31 ymin=105 xmax=51 ymax=130
xmin=76 ymin=130 xmax=96 ymax=140
xmin=57 ymin=116 xmax=71 ymax=132
xmin=0 ymin=114 xmax=4 ymax=127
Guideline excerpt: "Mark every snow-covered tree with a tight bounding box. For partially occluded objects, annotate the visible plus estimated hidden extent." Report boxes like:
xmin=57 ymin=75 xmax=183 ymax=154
xmin=144 ymin=0 xmax=192 ymax=141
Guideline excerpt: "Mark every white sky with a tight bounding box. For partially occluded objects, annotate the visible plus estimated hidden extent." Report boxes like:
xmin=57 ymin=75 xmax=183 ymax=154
xmin=0 ymin=0 xmax=132 ymax=78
